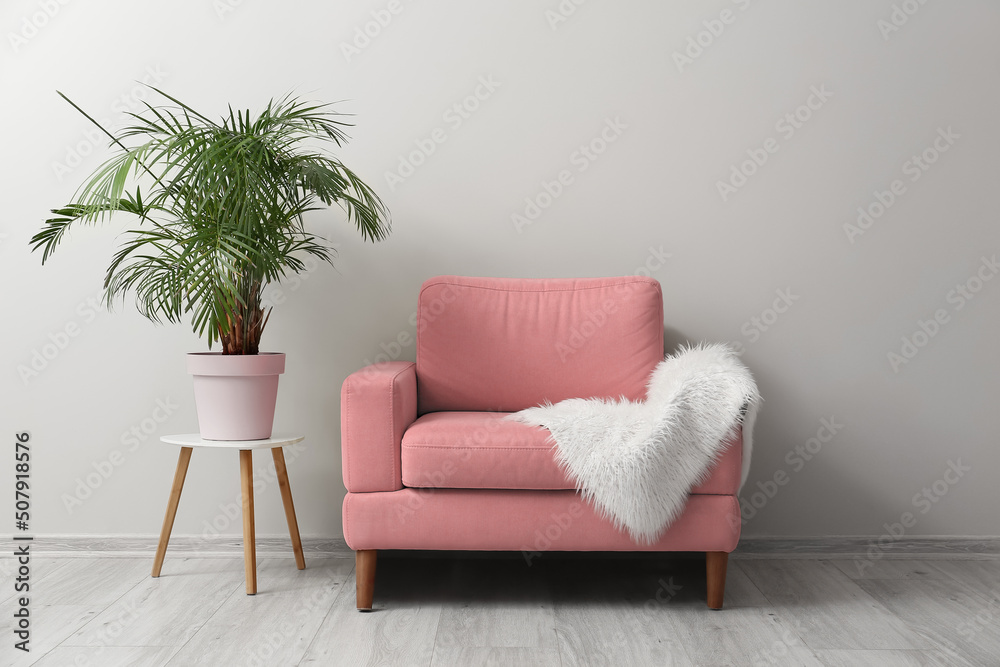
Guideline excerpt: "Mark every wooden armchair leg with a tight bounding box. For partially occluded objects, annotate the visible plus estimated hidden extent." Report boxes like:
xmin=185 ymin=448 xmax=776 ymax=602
xmin=356 ymin=549 xmax=377 ymax=611
xmin=706 ymin=551 xmax=728 ymax=610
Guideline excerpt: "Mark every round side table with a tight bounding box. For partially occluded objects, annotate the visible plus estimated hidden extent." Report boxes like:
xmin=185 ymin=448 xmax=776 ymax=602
xmin=152 ymin=434 xmax=306 ymax=595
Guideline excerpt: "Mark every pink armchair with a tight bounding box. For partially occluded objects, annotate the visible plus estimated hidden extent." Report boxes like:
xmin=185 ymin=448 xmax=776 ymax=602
xmin=341 ymin=276 xmax=742 ymax=610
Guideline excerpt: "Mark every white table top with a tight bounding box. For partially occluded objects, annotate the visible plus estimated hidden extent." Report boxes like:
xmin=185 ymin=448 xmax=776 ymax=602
xmin=160 ymin=434 xmax=304 ymax=450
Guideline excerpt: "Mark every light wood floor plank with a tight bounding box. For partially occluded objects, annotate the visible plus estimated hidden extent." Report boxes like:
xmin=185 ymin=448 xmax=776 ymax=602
xmin=926 ymin=559 xmax=1000 ymax=606
xmin=3 ymin=604 xmax=103 ymax=667
xmin=3 ymin=560 xmax=151 ymax=666
xmin=0 ymin=558 xmax=73 ymax=606
xmin=165 ymin=558 xmax=353 ymax=666
xmin=811 ymin=648 xmax=966 ymax=667
xmin=830 ymin=559 xmax=947 ymax=581
xmin=300 ymin=557 xmax=442 ymax=666
xmin=431 ymin=647 xmax=561 ymax=667
xmin=835 ymin=558 xmax=1000 ymax=617
xmin=33 ymin=558 xmax=150 ymax=606
xmin=32 ymin=645 xmax=180 ymax=667
xmin=16 ymin=554 xmax=1000 ymax=667
xmin=547 ymin=557 xmax=696 ymax=666
xmin=432 ymin=558 xmax=557 ymax=651
xmin=738 ymin=559 xmax=932 ymax=650
xmin=665 ymin=562 xmax=824 ymax=666
xmin=856 ymin=577 xmax=1000 ymax=666
xmin=61 ymin=558 xmax=244 ymax=648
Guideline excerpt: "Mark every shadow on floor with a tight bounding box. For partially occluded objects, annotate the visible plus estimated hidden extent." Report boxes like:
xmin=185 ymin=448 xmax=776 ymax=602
xmin=372 ymin=551 xmax=713 ymax=609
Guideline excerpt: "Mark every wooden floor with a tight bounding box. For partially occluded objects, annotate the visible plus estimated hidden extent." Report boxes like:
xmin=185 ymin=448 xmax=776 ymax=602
xmin=3 ymin=553 xmax=998 ymax=666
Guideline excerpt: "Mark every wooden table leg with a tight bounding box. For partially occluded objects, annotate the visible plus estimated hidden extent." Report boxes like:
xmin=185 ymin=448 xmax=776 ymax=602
xmin=240 ymin=449 xmax=257 ymax=595
xmin=272 ymin=447 xmax=305 ymax=570
xmin=152 ymin=446 xmax=192 ymax=578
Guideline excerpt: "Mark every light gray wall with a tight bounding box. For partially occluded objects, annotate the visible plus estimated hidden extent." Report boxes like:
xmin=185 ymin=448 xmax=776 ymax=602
xmin=1 ymin=0 xmax=997 ymax=541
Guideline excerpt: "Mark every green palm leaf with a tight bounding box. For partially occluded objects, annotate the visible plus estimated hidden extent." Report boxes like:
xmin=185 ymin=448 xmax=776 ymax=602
xmin=32 ymin=87 xmax=390 ymax=354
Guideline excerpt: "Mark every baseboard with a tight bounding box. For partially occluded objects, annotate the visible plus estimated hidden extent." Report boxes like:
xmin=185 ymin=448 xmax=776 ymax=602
xmin=734 ymin=536 xmax=1000 ymax=559
xmin=0 ymin=534 xmax=352 ymax=558
xmin=1 ymin=535 xmax=997 ymax=559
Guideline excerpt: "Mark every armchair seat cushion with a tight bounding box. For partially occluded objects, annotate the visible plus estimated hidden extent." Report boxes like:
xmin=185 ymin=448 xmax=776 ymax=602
xmin=400 ymin=411 xmax=742 ymax=494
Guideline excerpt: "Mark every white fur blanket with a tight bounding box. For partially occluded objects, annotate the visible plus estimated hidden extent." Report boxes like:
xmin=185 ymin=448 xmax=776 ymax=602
xmin=507 ymin=343 xmax=759 ymax=544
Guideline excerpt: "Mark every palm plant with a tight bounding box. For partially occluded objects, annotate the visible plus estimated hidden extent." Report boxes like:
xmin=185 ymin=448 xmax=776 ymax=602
xmin=32 ymin=87 xmax=389 ymax=354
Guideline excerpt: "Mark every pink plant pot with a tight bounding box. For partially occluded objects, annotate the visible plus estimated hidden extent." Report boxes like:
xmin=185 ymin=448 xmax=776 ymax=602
xmin=187 ymin=352 xmax=286 ymax=440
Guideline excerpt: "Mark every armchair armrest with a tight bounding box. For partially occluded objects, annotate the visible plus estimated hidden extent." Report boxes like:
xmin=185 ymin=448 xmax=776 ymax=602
xmin=691 ymin=426 xmax=743 ymax=495
xmin=341 ymin=361 xmax=418 ymax=492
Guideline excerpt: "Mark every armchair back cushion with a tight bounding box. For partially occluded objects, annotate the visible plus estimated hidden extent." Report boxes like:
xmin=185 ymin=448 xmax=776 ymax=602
xmin=416 ymin=276 xmax=664 ymax=413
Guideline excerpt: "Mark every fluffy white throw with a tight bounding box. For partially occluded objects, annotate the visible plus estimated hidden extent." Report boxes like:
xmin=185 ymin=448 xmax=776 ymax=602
xmin=507 ymin=343 xmax=759 ymax=544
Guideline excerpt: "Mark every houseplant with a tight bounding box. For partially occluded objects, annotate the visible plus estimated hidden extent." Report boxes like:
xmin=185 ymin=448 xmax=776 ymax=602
xmin=32 ymin=87 xmax=389 ymax=439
